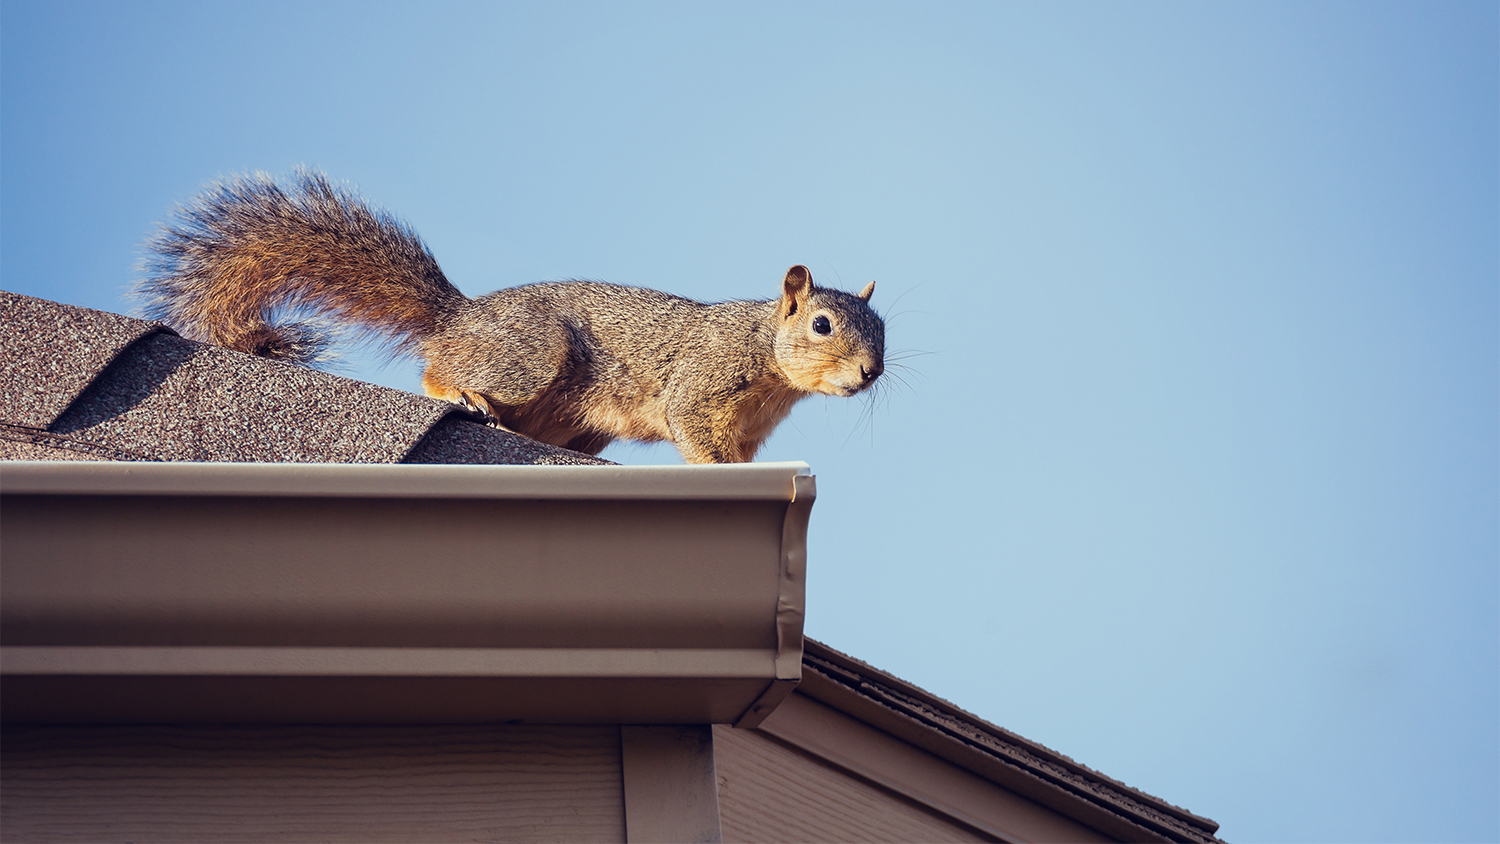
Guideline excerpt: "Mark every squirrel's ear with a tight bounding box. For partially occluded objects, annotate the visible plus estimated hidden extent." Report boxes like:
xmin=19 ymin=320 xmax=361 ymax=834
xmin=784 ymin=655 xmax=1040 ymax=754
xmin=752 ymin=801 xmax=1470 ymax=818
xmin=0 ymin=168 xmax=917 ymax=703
xmin=783 ymin=265 xmax=813 ymax=298
xmin=780 ymin=265 xmax=814 ymax=318
xmin=858 ymin=280 xmax=876 ymax=301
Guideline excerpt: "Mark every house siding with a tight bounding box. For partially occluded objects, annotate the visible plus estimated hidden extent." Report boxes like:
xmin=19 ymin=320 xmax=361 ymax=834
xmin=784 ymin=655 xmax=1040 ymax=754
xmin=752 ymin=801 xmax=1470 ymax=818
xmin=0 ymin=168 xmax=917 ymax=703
xmin=1 ymin=724 xmax=626 ymax=843
xmin=713 ymin=723 xmax=997 ymax=843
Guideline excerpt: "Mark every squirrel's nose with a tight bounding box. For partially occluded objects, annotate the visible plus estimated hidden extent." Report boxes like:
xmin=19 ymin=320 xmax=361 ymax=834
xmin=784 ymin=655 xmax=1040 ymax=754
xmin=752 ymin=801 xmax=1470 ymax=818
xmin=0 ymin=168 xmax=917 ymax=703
xmin=860 ymin=364 xmax=882 ymax=384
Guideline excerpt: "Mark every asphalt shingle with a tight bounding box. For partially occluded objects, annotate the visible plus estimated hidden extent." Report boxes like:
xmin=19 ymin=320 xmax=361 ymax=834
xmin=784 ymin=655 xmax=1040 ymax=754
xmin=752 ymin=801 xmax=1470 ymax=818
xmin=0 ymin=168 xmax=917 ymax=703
xmin=0 ymin=290 xmax=607 ymax=466
xmin=0 ymin=290 xmax=169 ymax=428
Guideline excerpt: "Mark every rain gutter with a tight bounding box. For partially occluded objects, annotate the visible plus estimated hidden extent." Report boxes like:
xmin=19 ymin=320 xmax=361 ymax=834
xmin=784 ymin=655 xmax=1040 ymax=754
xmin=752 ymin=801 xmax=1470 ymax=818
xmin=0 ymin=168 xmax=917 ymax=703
xmin=0 ymin=461 xmax=813 ymax=728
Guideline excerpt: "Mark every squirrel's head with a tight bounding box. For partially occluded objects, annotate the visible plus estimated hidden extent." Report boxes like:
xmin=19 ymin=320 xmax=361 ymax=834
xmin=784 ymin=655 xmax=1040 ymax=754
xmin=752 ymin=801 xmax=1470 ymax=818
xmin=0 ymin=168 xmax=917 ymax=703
xmin=772 ymin=265 xmax=885 ymax=397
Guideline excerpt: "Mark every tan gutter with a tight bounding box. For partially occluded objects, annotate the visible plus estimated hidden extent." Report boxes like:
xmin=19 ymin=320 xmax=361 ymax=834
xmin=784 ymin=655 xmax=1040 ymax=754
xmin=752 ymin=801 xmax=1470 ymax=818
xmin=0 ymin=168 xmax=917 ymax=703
xmin=1 ymin=461 xmax=812 ymax=727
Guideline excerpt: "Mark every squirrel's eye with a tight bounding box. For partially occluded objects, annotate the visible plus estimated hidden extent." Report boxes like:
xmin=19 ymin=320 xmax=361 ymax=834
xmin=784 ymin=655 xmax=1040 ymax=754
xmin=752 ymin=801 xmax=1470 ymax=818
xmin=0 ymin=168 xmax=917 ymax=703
xmin=812 ymin=315 xmax=832 ymax=335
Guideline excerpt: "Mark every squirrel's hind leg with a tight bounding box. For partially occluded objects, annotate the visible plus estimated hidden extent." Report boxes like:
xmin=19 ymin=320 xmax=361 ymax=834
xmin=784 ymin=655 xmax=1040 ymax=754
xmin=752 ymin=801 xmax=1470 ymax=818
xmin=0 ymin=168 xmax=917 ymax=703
xmin=420 ymin=305 xmax=573 ymax=408
xmin=457 ymin=390 xmax=520 ymax=433
xmin=422 ymin=360 xmax=607 ymax=453
xmin=420 ymin=376 xmax=525 ymax=435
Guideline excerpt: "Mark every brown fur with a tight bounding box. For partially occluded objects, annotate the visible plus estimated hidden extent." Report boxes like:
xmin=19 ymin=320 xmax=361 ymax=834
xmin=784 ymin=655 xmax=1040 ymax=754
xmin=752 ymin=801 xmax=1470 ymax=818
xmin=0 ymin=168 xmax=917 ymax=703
xmin=139 ymin=171 xmax=885 ymax=463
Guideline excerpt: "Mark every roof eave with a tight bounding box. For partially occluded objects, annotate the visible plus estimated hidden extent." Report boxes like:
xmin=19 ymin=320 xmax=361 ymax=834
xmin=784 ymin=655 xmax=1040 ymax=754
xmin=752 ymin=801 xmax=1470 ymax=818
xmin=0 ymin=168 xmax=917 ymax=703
xmin=0 ymin=461 xmax=813 ymax=728
xmin=794 ymin=639 xmax=1224 ymax=844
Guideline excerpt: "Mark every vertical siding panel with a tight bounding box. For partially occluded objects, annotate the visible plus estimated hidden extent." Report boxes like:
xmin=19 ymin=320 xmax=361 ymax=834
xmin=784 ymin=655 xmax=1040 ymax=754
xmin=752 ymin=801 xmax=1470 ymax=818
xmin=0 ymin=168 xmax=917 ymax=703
xmin=1 ymin=725 xmax=626 ymax=843
xmin=712 ymin=725 xmax=996 ymax=843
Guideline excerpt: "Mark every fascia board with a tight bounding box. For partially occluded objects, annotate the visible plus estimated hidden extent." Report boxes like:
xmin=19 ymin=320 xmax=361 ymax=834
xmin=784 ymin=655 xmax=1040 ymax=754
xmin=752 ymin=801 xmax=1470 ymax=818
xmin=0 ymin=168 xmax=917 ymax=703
xmin=796 ymin=642 xmax=1222 ymax=843
xmin=1 ymin=462 xmax=812 ymax=726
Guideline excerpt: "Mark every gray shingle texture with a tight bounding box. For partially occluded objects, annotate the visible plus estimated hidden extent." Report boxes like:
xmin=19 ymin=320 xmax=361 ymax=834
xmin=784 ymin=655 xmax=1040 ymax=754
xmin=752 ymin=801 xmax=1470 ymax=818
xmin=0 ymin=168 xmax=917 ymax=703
xmin=1 ymin=290 xmax=166 ymax=428
xmin=1 ymin=290 xmax=608 ymax=466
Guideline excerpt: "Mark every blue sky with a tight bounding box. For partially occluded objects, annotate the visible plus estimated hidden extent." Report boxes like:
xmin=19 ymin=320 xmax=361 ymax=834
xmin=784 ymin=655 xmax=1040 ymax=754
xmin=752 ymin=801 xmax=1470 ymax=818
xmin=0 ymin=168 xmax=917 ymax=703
xmin=3 ymin=2 xmax=1496 ymax=840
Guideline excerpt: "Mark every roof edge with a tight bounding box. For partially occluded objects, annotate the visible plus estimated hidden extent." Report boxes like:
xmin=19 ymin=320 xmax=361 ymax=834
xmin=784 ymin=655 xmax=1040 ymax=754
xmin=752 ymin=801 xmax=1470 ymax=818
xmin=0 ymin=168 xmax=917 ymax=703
xmin=799 ymin=638 xmax=1222 ymax=843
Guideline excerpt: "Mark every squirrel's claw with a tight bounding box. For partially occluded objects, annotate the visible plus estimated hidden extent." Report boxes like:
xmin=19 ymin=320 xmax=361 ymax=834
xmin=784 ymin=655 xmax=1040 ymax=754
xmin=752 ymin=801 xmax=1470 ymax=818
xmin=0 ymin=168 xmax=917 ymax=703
xmin=456 ymin=392 xmax=511 ymax=431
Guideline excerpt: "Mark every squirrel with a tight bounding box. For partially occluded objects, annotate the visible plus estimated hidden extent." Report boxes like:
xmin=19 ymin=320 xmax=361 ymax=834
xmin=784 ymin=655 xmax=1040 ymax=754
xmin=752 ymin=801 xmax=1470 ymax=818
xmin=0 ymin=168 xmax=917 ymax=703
xmin=137 ymin=170 xmax=885 ymax=464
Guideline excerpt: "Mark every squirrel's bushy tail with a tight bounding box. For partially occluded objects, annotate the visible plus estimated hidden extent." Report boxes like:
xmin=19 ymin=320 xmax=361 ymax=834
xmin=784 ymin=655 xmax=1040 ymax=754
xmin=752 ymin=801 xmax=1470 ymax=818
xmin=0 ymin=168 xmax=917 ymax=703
xmin=139 ymin=169 xmax=466 ymax=365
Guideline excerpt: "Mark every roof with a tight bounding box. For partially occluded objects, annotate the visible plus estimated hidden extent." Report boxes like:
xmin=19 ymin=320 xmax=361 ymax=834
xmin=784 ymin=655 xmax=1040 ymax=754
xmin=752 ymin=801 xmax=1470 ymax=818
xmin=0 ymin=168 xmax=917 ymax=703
xmin=794 ymin=640 xmax=1224 ymax=843
xmin=0 ymin=289 xmax=605 ymax=465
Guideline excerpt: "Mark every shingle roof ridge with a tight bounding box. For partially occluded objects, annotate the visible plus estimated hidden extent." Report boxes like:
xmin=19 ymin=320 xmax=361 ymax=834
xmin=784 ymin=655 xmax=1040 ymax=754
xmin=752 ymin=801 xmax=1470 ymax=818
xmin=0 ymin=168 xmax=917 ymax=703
xmin=0 ymin=289 xmax=175 ymax=428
